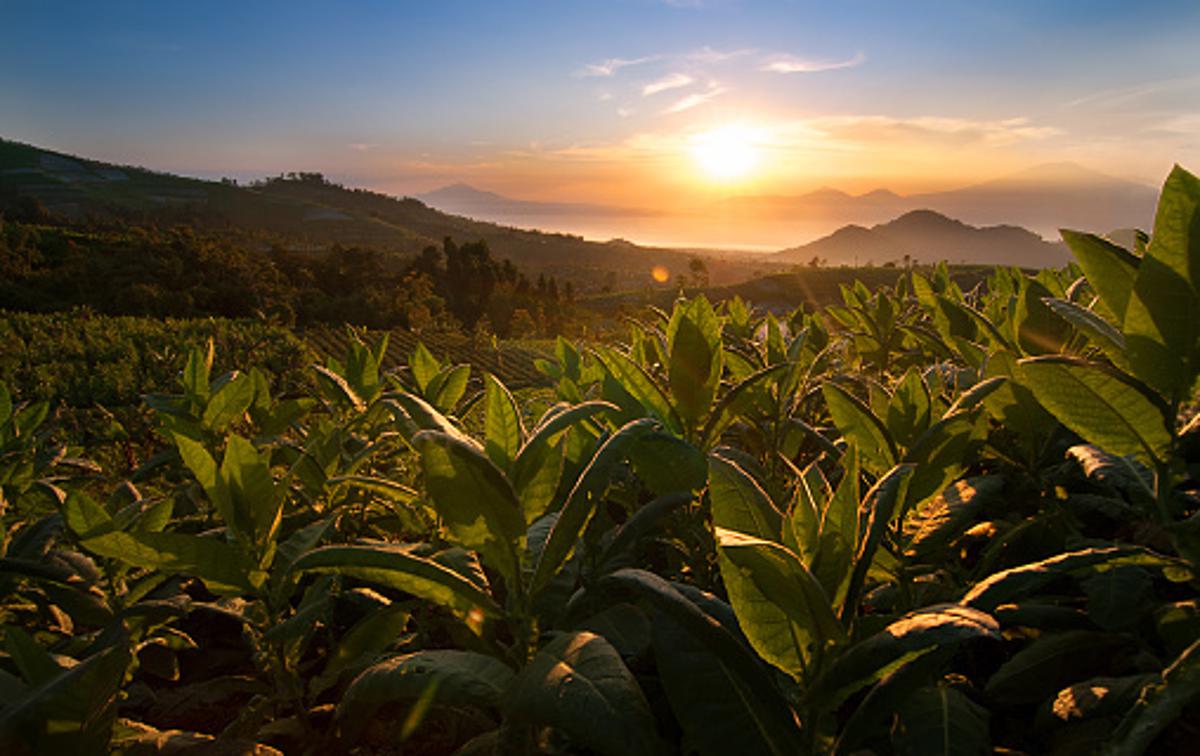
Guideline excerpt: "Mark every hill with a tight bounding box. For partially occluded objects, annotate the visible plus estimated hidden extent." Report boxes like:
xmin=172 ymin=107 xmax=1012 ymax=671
xmin=711 ymin=162 xmax=1156 ymax=238
xmin=775 ymin=209 xmax=1069 ymax=267
xmin=419 ymin=182 xmax=657 ymax=220
xmin=0 ymin=139 xmax=767 ymax=288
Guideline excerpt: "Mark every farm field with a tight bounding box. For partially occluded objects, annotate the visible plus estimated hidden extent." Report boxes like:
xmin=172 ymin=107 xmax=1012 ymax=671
xmin=1 ymin=166 xmax=1198 ymax=755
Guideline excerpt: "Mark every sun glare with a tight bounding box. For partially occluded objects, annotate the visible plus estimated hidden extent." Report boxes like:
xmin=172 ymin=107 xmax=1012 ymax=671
xmin=691 ymin=125 xmax=761 ymax=181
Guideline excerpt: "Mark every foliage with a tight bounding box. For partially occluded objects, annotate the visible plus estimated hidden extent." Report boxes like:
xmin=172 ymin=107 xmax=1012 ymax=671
xmin=1 ymin=166 xmax=1199 ymax=755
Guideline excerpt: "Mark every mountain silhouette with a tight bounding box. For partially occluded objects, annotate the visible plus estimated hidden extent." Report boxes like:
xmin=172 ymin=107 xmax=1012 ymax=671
xmin=775 ymin=209 xmax=1068 ymax=267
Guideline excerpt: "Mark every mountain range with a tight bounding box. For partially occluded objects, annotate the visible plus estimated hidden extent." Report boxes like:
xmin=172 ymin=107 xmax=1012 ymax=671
xmin=0 ymin=138 xmax=1137 ymax=278
xmin=424 ymin=162 xmax=1158 ymax=240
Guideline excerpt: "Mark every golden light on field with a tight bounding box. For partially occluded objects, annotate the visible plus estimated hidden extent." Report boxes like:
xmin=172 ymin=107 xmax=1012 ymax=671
xmin=691 ymin=124 xmax=761 ymax=181
xmin=650 ymin=265 xmax=670 ymax=283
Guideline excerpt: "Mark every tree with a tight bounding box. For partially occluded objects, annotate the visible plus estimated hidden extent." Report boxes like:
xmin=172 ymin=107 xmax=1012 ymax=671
xmin=688 ymin=257 xmax=710 ymax=288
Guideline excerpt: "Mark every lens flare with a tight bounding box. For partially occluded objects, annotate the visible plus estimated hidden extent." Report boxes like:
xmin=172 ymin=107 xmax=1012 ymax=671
xmin=651 ymin=265 xmax=670 ymax=283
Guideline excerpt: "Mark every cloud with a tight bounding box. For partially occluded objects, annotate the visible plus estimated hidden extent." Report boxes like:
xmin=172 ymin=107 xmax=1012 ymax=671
xmin=1065 ymin=74 xmax=1200 ymax=109
xmin=576 ymin=55 xmax=659 ymax=77
xmin=686 ymin=46 xmax=756 ymax=63
xmin=348 ymin=143 xmax=377 ymax=152
xmin=643 ymin=73 xmax=694 ymax=96
xmin=761 ymin=51 xmax=865 ymax=74
xmin=663 ymin=85 xmax=727 ymax=114
xmin=806 ymin=114 xmax=1062 ymax=146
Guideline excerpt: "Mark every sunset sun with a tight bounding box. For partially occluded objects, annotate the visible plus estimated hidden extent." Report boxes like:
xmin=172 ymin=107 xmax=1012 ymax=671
xmin=691 ymin=125 xmax=761 ymax=181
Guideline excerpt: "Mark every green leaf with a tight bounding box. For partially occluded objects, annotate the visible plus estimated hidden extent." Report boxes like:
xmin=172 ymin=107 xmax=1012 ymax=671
xmin=701 ymin=362 xmax=789 ymax=447
xmin=429 ymin=364 xmax=471 ymax=412
xmin=887 ymin=368 xmax=932 ymax=448
xmin=312 ymin=604 xmax=410 ymax=696
xmin=843 ymin=464 xmax=914 ymax=623
xmin=0 ymin=383 xmax=11 ymax=425
xmin=891 ymin=682 xmax=991 ymax=756
xmin=666 ymin=296 xmax=723 ymax=428
xmin=172 ymin=434 xmax=238 ymax=536
xmin=594 ymin=346 xmax=683 ymax=434
xmin=1122 ymin=166 xmax=1200 ymax=402
xmin=628 ymin=431 xmax=706 ymax=494
xmin=1019 ymin=356 xmax=1172 ymax=462
xmin=507 ymin=632 xmax=659 ymax=756
xmin=62 ymin=492 xmax=114 ymax=540
xmin=312 ymin=364 xmax=365 ymax=412
xmin=327 ymin=475 xmax=420 ymax=506
xmin=409 ymin=342 xmax=441 ymax=393
xmin=413 ymin=430 xmax=525 ymax=584
xmin=4 ymin=626 xmax=63 ymax=686
xmin=201 ymin=371 xmax=254 ymax=431
xmin=290 ymin=543 xmax=501 ymax=618
xmin=961 ymin=546 xmax=1181 ymax=612
xmin=717 ymin=528 xmax=846 ymax=665
xmin=0 ymin=643 xmax=129 ymax=755
xmin=80 ymin=530 xmax=259 ymax=595
xmin=1061 ymin=229 xmax=1139 ymax=326
xmin=221 ymin=435 xmax=280 ymax=548
xmin=985 ymin=630 xmax=1129 ymax=705
xmin=708 ymin=452 xmax=784 ymax=540
xmin=1042 ymin=297 xmax=1129 ymax=369
xmin=338 ymin=650 xmax=514 ymax=738
xmin=599 ymin=568 xmax=804 ymax=755
xmin=530 ymin=419 xmax=657 ymax=595
xmin=823 ymin=383 xmax=896 ymax=473
xmin=483 ymin=373 xmax=524 ymax=473
xmin=1016 ymin=276 xmax=1071 ymax=355
xmin=1084 ymin=566 xmax=1152 ymax=630
xmin=180 ymin=343 xmax=212 ymax=401
xmin=905 ymin=476 xmax=1004 ymax=560
xmin=810 ymin=604 xmax=999 ymax=712
xmin=1107 ymin=639 xmax=1200 ymax=756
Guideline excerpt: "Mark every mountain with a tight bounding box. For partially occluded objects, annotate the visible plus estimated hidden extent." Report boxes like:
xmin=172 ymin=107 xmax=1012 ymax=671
xmin=419 ymin=183 xmax=658 ymax=220
xmin=775 ymin=209 xmax=1069 ymax=267
xmin=906 ymin=163 xmax=1158 ymax=234
xmin=0 ymin=139 xmax=760 ymax=288
xmin=716 ymin=162 xmax=1157 ymax=237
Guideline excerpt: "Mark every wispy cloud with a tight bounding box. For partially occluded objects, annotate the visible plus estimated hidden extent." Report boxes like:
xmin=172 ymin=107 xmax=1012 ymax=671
xmin=643 ymin=73 xmax=694 ymax=97
xmin=1065 ymin=74 xmax=1200 ymax=109
xmin=576 ymin=55 xmax=659 ymax=77
xmin=807 ymin=114 xmax=1062 ymax=146
xmin=761 ymin=51 xmax=865 ymax=74
xmin=663 ymin=84 xmax=727 ymax=114
xmin=348 ymin=142 xmax=377 ymax=152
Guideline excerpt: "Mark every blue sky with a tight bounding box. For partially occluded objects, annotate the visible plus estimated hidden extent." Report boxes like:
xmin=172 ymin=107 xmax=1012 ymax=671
xmin=2 ymin=1 xmax=1198 ymax=203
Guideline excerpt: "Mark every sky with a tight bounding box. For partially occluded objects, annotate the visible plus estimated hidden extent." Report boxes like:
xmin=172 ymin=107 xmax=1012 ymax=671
xmin=2 ymin=0 xmax=1199 ymax=209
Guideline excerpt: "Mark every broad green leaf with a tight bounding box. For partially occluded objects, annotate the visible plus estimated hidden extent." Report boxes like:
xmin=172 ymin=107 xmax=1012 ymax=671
xmin=507 ymin=632 xmax=658 ymax=756
xmin=599 ymin=568 xmax=804 ymax=755
xmin=483 ymin=373 xmax=524 ymax=472
xmin=1066 ymin=444 xmax=1155 ymax=507
xmin=700 ymin=363 xmax=789 ymax=448
xmin=985 ymin=631 xmax=1129 ymax=705
xmin=905 ymin=476 xmax=1004 ymax=560
xmin=1084 ymin=566 xmax=1152 ymax=630
xmin=290 ymin=543 xmax=501 ymax=618
xmin=312 ymin=364 xmax=365 ymax=412
xmin=338 ymin=650 xmax=514 ymax=738
xmin=843 ymin=464 xmax=914 ymax=623
xmin=594 ymin=347 xmax=683 ymax=434
xmin=1019 ymin=356 xmax=1172 ymax=462
xmin=0 ymin=643 xmax=129 ymax=755
xmin=62 ymin=491 xmax=114 ymax=540
xmin=429 ymin=364 xmax=470 ymax=412
xmin=4 ymin=626 xmax=63 ymax=686
xmin=904 ymin=411 xmax=985 ymax=511
xmin=1122 ymin=166 xmax=1200 ymax=402
xmin=180 ymin=343 xmax=211 ymax=401
xmin=1107 ymin=639 xmax=1200 ymax=756
xmin=708 ymin=453 xmax=783 ymax=540
xmin=1015 ymin=276 xmax=1071 ymax=355
xmin=327 ymin=475 xmax=420 ymax=506
xmin=628 ymin=432 xmax=706 ymax=494
xmin=891 ymin=683 xmax=991 ymax=756
xmin=1043 ymin=297 xmax=1129 ymax=369
xmin=172 ymin=434 xmax=238 ymax=536
xmin=1061 ymin=229 xmax=1138 ymax=326
xmin=887 ymin=368 xmax=932 ymax=449
xmin=666 ymin=296 xmax=723 ymax=428
xmin=312 ymin=604 xmax=410 ymax=696
xmin=810 ymin=604 xmax=999 ymax=711
xmin=413 ymin=431 xmax=524 ymax=584
xmin=409 ymin=342 xmax=441 ymax=393
xmin=386 ymin=391 xmax=463 ymax=441
xmin=530 ymin=419 xmax=656 ymax=594
xmin=961 ymin=546 xmax=1182 ymax=612
xmin=80 ymin=530 xmax=260 ymax=595
xmin=823 ymin=383 xmax=896 ymax=473
xmin=201 ymin=371 xmax=254 ymax=431
xmin=717 ymin=528 xmax=846 ymax=658
xmin=0 ymin=383 xmax=11 ymax=425
xmin=221 ymin=435 xmax=279 ymax=548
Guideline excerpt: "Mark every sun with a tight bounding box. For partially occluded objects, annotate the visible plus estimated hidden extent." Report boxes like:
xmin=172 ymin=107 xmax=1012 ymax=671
xmin=691 ymin=125 xmax=761 ymax=181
